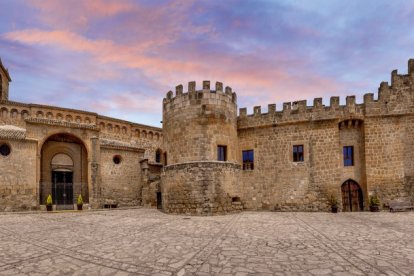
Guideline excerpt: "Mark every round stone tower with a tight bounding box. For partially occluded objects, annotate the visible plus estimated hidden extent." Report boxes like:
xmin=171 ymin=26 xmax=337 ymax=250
xmin=161 ymin=81 xmax=241 ymax=215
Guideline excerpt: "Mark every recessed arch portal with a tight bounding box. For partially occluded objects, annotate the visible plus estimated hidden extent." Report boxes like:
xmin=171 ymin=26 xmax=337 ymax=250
xmin=40 ymin=133 xmax=88 ymax=209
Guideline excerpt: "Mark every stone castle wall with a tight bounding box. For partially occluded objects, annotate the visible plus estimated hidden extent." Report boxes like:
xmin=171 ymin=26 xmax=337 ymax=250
xmin=0 ymin=137 xmax=37 ymax=211
xmin=236 ymin=58 xmax=414 ymax=210
xmin=1 ymin=57 xmax=414 ymax=213
xmin=100 ymin=147 xmax=144 ymax=207
xmin=161 ymin=162 xmax=241 ymax=215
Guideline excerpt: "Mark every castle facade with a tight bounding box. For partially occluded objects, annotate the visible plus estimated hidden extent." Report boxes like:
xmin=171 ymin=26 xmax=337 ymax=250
xmin=1 ymin=57 xmax=413 ymax=214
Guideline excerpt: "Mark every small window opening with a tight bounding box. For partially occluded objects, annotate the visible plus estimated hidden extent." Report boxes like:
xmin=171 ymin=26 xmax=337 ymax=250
xmin=242 ymin=150 xmax=254 ymax=170
xmin=155 ymin=150 xmax=161 ymax=163
xmin=217 ymin=145 xmax=227 ymax=161
xmin=113 ymin=155 xmax=122 ymax=164
xmin=0 ymin=144 xmax=11 ymax=157
xmin=293 ymin=145 xmax=304 ymax=162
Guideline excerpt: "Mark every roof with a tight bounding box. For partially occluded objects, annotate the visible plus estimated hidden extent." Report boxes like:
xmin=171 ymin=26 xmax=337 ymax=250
xmin=0 ymin=58 xmax=12 ymax=81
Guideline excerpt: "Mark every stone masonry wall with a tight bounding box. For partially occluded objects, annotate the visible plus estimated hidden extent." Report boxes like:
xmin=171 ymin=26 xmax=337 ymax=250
xmin=161 ymin=162 xmax=241 ymax=215
xmin=100 ymin=147 xmax=144 ymax=207
xmin=238 ymin=120 xmax=340 ymax=211
xmin=0 ymin=139 xmax=37 ymax=211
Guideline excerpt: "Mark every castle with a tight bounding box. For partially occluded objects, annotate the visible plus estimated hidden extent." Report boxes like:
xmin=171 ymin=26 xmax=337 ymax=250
xmin=1 ymin=57 xmax=414 ymax=214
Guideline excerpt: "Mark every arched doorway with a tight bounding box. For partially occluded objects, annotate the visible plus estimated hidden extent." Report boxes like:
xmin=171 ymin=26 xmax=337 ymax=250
xmin=40 ymin=133 xmax=88 ymax=210
xmin=341 ymin=180 xmax=363 ymax=212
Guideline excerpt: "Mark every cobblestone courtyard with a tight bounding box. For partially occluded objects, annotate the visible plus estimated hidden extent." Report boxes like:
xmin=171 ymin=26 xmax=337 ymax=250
xmin=0 ymin=209 xmax=413 ymax=276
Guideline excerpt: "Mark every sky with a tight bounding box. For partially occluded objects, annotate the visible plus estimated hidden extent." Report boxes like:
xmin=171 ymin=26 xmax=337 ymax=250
xmin=1 ymin=0 xmax=414 ymax=127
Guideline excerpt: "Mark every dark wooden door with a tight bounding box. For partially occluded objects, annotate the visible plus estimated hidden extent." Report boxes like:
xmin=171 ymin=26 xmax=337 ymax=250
xmin=341 ymin=180 xmax=363 ymax=212
xmin=52 ymin=171 xmax=73 ymax=206
xmin=156 ymin=192 xmax=162 ymax=209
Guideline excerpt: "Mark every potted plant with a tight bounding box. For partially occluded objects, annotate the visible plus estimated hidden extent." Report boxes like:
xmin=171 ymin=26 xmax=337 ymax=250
xmin=369 ymin=195 xmax=380 ymax=212
xmin=46 ymin=194 xmax=53 ymax=211
xmin=329 ymin=194 xmax=338 ymax=213
xmin=77 ymin=194 xmax=83 ymax=210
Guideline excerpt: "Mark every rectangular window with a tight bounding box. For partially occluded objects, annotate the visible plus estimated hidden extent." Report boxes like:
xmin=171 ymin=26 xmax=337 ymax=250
xmin=217 ymin=145 xmax=227 ymax=161
xmin=293 ymin=145 xmax=304 ymax=162
xmin=242 ymin=150 xmax=254 ymax=170
xmin=343 ymin=146 xmax=354 ymax=166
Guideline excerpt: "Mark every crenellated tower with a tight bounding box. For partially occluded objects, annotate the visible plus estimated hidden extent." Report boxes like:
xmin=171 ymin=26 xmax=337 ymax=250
xmin=161 ymin=81 xmax=242 ymax=215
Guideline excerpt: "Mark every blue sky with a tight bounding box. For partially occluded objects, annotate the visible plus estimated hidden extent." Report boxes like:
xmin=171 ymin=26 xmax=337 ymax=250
xmin=1 ymin=0 xmax=413 ymax=127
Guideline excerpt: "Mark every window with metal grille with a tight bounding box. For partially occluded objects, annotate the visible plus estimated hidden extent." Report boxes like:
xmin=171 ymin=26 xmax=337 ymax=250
xmin=293 ymin=145 xmax=304 ymax=162
xmin=242 ymin=150 xmax=254 ymax=170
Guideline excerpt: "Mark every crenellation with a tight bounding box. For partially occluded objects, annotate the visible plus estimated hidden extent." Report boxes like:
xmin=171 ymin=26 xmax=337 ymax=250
xmin=166 ymin=90 xmax=173 ymax=100
xmin=292 ymin=100 xmax=307 ymax=112
xmin=363 ymin=93 xmax=374 ymax=103
xmin=225 ymin=86 xmax=232 ymax=95
xmin=283 ymin=102 xmax=291 ymax=111
xmin=268 ymin=104 xmax=276 ymax=113
xmin=239 ymin=107 xmax=247 ymax=117
xmin=215 ymin=81 xmax=223 ymax=92
xmin=346 ymin=96 xmax=356 ymax=106
xmin=175 ymin=84 xmax=183 ymax=96
xmin=409 ymin=59 xmax=414 ymax=75
xmin=253 ymin=106 xmax=261 ymax=115
xmin=330 ymin=96 xmax=340 ymax=108
xmin=313 ymin=98 xmax=323 ymax=108
xmin=378 ymin=81 xmax=390 ymax=102
xmin=188 ymin=81 xmax=196 ymax=92
xmin=203 ymin=80 xmax=210 ymax=90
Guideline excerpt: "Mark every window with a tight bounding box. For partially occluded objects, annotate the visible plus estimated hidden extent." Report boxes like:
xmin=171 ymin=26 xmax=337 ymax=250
xmin=113 ymin=155 xmax=122 ymax=164
xmin=164 ymin=152 xmax=167 ymax=165
xmin=293 ymin=145 xmax=304 ymax=162
xmin=242 ymin=150 xmax=254 ymax=170
xmin=217 ymin=145 xmax=227 ymax=161
xmin=0 ymin=144 xmax=10 ymax=156
xmin=343 ymin=146 xmax=354 ymax=166
xmin=155 ymin=150 xmax=161 ymax=163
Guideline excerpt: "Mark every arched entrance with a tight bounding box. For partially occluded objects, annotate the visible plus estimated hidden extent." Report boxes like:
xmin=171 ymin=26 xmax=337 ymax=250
xmin=341 ymin=180 xmax=363 ymax=212
xmin=40 ymin=133 xmax=88 ymax=210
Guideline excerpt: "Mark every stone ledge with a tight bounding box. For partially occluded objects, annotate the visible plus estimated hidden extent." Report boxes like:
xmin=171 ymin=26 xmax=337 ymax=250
xmin=163 ymin=161 xmax=241 ymax=171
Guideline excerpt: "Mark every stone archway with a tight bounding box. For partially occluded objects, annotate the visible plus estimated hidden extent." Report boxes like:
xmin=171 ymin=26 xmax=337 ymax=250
xmin=341 ymin=179 xmax=363 ymax=212
xmin=40 ymin=133 xmax=88 ymax=209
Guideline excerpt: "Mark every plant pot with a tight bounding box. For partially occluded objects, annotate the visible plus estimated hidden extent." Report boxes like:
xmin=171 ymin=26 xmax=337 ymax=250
xmin=370 ymin=205 xmax=379 ymax=212
xmin=331 ymin=206 xmax=338 ymax=213
xmin=46 ymin=205 xmax=53 ymax=212
xmin=77 ymin=204 xmax=83 ymax=211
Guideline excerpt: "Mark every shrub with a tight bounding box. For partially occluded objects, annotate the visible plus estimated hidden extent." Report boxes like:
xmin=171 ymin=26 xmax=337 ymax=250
xmin=369 ymin=195 xmax=380 ymax=206
xmin=46 ymin=194 xmax=53 ymax=206
xmin=77 ymin=194 xmax=83 ymax=205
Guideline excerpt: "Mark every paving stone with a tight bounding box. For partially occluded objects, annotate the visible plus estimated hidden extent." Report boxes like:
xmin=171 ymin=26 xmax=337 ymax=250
xmin=0 ymin=209 xmax=413 ymax=275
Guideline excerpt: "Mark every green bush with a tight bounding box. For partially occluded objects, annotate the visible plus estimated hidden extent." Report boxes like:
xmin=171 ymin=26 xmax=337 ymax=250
xmin=46 ymin=194 xmax=53 ymax=206
xmin=329 ymin=194 xmax=338 ymax=207
xmin=77 ymin=194 xmax=83 ymax=205
xmin=369 ymin=195 xmax=380 ymax=206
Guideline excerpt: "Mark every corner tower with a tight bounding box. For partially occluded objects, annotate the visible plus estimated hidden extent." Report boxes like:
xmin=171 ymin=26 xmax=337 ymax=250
xmin=0 ymin=58 xmax=11 ymax=101
xmin=161 ymin=81 xmax=242 ymax=215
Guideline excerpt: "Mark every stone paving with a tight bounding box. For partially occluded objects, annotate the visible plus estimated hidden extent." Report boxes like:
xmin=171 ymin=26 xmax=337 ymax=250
xmin=0 ymin=209 xmax=413 ymax=276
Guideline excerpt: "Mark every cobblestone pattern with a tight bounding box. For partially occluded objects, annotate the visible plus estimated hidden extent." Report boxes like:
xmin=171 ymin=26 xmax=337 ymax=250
xmin=0 ymin=209 xmax=413 ymax=275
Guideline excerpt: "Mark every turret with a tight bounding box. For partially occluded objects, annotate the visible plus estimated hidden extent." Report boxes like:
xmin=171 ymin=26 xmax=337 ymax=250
xmin=161 ymin=81 xmax=241 ymax=215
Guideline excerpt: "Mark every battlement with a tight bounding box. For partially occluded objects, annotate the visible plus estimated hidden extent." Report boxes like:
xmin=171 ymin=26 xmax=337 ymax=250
xmin=163 ymin=81 xmax=237 ymax=111
xmin=238 ymin=58 xmax=414 ymax=129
